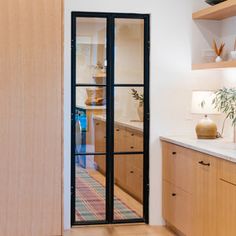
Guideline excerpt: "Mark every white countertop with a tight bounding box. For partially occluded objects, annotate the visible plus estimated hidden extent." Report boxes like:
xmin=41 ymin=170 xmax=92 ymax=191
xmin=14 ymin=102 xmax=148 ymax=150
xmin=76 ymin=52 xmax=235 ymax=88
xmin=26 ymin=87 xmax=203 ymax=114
xmin=93 ymin=115 xmax=143 ymax=132
xmin=160 ymin=135 xmax=236 ymax=163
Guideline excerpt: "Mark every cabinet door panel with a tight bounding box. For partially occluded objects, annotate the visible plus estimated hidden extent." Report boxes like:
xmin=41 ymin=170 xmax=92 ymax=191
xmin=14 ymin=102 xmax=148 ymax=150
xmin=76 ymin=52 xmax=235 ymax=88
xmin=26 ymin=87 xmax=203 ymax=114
xmin=163 ymin=180 xmax=192 ymax=236
xmin=192 ymin=153 xmax=217 ymax=236
xmin=217 ymin=179 xmax=236 ymax=236
xmin=219 ymin=159 xmax=236 ymax=185
xmin=162 ymin=142 xmax=195 ymax=194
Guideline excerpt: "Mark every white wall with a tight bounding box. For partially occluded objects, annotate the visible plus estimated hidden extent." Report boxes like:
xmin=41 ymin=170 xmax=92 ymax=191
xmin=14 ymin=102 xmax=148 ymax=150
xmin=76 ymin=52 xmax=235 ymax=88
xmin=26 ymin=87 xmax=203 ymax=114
xmin=64 ymin=0 xmax=223 ymax=229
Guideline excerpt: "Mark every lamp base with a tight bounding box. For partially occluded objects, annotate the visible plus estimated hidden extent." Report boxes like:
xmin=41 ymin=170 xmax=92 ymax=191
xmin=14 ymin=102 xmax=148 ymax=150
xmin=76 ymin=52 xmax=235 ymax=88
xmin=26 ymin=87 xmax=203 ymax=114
xmin=196 ymin=117 xmax=217 ymax=139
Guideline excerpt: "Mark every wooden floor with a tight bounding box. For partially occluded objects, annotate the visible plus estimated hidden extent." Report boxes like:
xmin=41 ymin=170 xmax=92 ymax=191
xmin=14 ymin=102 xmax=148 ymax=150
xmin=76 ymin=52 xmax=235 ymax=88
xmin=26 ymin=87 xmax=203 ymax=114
xmin=64 ymin=224 xmax=176 ymax=236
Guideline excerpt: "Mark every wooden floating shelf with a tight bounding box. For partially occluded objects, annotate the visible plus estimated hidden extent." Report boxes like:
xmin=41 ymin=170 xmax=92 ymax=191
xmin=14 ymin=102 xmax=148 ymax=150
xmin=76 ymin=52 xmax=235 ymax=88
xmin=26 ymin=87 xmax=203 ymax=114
xmin=192 ymin=0 xmax=236 ymax=20
xmin=192 ymin=61 xmax=236 ymax=70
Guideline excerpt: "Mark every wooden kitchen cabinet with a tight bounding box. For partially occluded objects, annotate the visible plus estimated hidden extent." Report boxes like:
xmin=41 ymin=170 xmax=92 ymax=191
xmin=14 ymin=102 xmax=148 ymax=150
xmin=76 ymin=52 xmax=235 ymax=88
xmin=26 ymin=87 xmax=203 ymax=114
xmin=162 ymin=142 xmax=195 ymax=194
xmin=163 ymin=180 xmax=192 ymax=235
xmin=94 ymin=118 xmax=143 ymax=202
xmin=162 ymin=141 xmax=218 ymax=236
xmin=217 ymin=160 xmax=236 ymax=236
xmin=191 ymin=152 xmax=217 ymax=236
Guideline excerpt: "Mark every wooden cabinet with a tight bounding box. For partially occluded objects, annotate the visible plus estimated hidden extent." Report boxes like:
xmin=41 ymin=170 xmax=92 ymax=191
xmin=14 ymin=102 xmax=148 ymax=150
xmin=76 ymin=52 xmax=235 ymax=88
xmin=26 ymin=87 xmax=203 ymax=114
xmin=192 ymin=152 xmax=217 ymax=236
xmin=162 ymin=142 xmax=195 ymax=194
xmin=217 ymin=160 xmax=236 ymax=236
xmin=163 ymin=180 xmax=192 ymax=235
xmin=94 ymin=118 xmax=143 ymax=202
xmin=162 ymin=141 xmax=220 ymax=236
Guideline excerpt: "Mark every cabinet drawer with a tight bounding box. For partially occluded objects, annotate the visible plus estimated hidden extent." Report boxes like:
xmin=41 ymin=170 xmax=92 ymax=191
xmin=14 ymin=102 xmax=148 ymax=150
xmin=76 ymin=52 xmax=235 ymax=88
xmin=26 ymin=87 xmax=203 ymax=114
xmin=114 ymin=125 xmax=126 ymax=152
xmin=94 ymin=120 xmax=106 ymax=153
xmin=219 ymin=159 xmax=236 ymax=185
xmin=125 ymin=129 xmax=143 ymax=152
xmin=126 ymin=164 xmax=143 ymax=202
xmin=163 ymin=180 xmax=192 ymax=235
xmin=162 ymin=142 xmax=195 ymax=194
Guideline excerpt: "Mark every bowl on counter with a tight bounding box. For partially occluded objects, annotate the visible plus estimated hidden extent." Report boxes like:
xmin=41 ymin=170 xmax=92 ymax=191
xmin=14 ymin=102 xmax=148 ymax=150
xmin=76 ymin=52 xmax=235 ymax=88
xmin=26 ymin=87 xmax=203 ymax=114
xmin=205 ymin=0 xmax=226 ymax=5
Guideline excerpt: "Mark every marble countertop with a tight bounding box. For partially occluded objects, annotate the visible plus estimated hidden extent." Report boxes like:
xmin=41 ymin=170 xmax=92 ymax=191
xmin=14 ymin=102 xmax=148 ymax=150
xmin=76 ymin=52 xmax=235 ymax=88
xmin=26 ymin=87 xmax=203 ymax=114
xmin=93 ymin=115 xmax=143 ymax=132
xmin=160 ymin=135 xmax=236 ymax=163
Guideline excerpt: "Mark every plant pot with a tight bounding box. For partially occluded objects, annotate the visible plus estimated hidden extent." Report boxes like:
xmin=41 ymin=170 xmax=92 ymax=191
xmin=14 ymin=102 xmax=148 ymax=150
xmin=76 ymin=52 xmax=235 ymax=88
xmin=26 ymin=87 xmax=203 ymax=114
xmin=137 ymin=103 xmax=143 ymax=122
xmin=215 ymin=56 xmax=223 ymax=62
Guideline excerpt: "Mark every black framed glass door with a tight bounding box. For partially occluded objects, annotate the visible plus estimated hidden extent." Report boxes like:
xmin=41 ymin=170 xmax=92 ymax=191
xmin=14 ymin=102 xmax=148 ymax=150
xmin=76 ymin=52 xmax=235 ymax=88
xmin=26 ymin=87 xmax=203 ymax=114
xmin=71 ymin=12 xmax=150 ymax=226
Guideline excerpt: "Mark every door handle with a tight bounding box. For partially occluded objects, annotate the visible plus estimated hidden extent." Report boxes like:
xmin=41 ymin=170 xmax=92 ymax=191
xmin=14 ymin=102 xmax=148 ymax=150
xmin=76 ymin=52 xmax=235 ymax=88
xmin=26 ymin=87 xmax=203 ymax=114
xmin=198 ymin=161 xmax=210 ymax=166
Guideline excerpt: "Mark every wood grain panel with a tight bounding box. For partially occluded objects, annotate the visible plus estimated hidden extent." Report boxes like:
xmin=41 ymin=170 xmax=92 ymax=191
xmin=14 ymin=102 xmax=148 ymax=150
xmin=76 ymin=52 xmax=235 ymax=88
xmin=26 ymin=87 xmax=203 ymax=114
xmin=219 ymin=159 xmax=236 ymax=185
xmin=192 ymin=0 xmax=236 ymax=20
xmin=192 ymin=153 xmax=218 ymax=236
xmin=217 ymin=179 xmax=236 ymax=236
xmin=162 ymin=180 xmax=192 ymax=236
xmin=162 ymin=142 xmax=195 ymax=194
xmin=0 ymin=1 xmax=62 ymax=235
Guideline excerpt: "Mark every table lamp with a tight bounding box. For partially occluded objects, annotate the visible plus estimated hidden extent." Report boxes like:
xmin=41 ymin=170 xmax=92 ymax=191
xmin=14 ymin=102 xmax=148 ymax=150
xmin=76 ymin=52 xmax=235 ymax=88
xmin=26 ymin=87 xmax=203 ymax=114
xmin=191 ymin=91 xmax=220 ymax=139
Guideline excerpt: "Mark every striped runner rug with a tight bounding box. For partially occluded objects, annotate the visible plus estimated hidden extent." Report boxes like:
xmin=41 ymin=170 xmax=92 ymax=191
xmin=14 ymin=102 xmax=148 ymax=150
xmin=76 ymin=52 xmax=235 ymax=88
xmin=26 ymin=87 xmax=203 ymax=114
xmin=76 ymin=166 xmax=141 ymax=221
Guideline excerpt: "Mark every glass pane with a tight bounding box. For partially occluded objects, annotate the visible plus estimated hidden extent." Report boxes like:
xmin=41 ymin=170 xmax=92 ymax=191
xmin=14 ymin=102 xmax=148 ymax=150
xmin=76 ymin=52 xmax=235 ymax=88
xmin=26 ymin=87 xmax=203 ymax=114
xmin=76 ymin=17 xmax=107 ymax=85
xmin=75 ymin=155 xmax=106 ymax=222
xmin=114 ymin=87 xmax=144 ymax=152
xmin=115 ymin=19 xmax=144 ymax=84
xmin=75 ymin=87 xmax=106 ymax=154
xmin=113 ymin=154 xmax=143 ymax=220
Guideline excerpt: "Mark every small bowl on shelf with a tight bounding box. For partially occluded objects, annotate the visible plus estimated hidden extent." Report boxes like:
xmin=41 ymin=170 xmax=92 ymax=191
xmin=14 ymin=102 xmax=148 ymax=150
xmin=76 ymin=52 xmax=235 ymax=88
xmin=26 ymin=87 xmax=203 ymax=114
xmin=231 ymin=51 xmax=236 ymax=61
xmin=205 ymin=0 xmax=226 ymax=5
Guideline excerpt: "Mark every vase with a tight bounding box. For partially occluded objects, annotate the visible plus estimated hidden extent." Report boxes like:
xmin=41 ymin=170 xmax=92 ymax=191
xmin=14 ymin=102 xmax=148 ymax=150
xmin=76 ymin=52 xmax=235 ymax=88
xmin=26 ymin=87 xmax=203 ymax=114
xmin=137 ymin=103 xmax=143 ymax=122
xmin=234 ymin=126 xmax=236 ymax=143
xmin=215 ymin=56 xmax=223 ymax=62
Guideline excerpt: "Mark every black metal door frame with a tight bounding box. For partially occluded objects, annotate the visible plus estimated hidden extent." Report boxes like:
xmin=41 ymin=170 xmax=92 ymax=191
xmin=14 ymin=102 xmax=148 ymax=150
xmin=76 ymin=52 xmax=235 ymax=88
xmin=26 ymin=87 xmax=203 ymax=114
xmin=71 ymin=12 xmax=150 ymax=226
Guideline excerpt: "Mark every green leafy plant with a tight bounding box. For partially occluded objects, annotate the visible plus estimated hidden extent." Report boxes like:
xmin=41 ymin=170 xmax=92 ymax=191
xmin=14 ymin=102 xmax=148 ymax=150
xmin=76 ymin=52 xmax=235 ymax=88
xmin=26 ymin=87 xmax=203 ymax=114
xmin=131 ymin=89 xmax=144 ymax=105
xmin=213 ymin=87 xmax=236 ymax=136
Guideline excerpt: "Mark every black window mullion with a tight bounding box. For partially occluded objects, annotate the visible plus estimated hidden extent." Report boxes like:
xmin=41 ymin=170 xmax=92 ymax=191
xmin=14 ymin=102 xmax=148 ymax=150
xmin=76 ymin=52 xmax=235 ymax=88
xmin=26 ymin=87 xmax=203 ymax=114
xmin=106 ymin=15 xmax=115 ymax=223
xmin=71 ymin=13 xmax=77 ymax=226
xmin=143 ymin=15 xmax=150 ymax=224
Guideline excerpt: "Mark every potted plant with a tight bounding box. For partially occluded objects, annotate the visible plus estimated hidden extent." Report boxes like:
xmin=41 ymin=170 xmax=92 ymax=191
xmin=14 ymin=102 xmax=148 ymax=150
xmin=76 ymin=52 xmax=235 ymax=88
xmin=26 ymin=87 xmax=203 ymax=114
xmin=131 ymin=89 xmax=144 ymax=121
xmin=212 ymin=39 xmax=225 ymax=62
xmin=212 ymin=87 xmax=236 ymax=142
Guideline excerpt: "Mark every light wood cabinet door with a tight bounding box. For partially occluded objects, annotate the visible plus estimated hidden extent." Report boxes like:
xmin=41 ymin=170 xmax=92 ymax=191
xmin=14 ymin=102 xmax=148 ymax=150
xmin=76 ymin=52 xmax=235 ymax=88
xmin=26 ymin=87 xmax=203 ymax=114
xmin=163 ymin=180 xmax=192 ymax=236
xmin=162 ymin=142 xmax=195 ymax=194
xmin=192 ymin=153 xmax=218 ymax=236
xmin=217 ymin=179 xmax=236 ymax=236
xmin=126 ymin=162 xmax=143 ymax=202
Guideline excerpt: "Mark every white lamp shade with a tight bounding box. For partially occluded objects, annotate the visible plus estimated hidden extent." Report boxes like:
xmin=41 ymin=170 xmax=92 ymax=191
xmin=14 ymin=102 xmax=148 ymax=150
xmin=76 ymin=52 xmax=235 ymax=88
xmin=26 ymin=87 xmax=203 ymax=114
xmin=191 ymin=91 xmax=220 ymax=115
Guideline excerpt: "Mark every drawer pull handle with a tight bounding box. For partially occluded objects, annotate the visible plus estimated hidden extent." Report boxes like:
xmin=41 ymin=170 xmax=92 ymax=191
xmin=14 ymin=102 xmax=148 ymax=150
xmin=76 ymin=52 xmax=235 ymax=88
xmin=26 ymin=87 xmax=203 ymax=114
xmin=130 ymin=146 xmax=134 ymax=149
xmin=116 ymin=128 xmax=120 ymax=131
xmin=131 ymin=133 xmax=134 ymax=136
xmin=96 ymin=123 xmax=100 ymax=125
xmin=130 ymin=171 xmax=134 ymax=174
xmin=172 ymin=193 xmax=176 ymax=197
xmin=199 ymin=161 xmax=210 ymax=166
xmin=172 ymin=152 xmax=176 ymax=155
